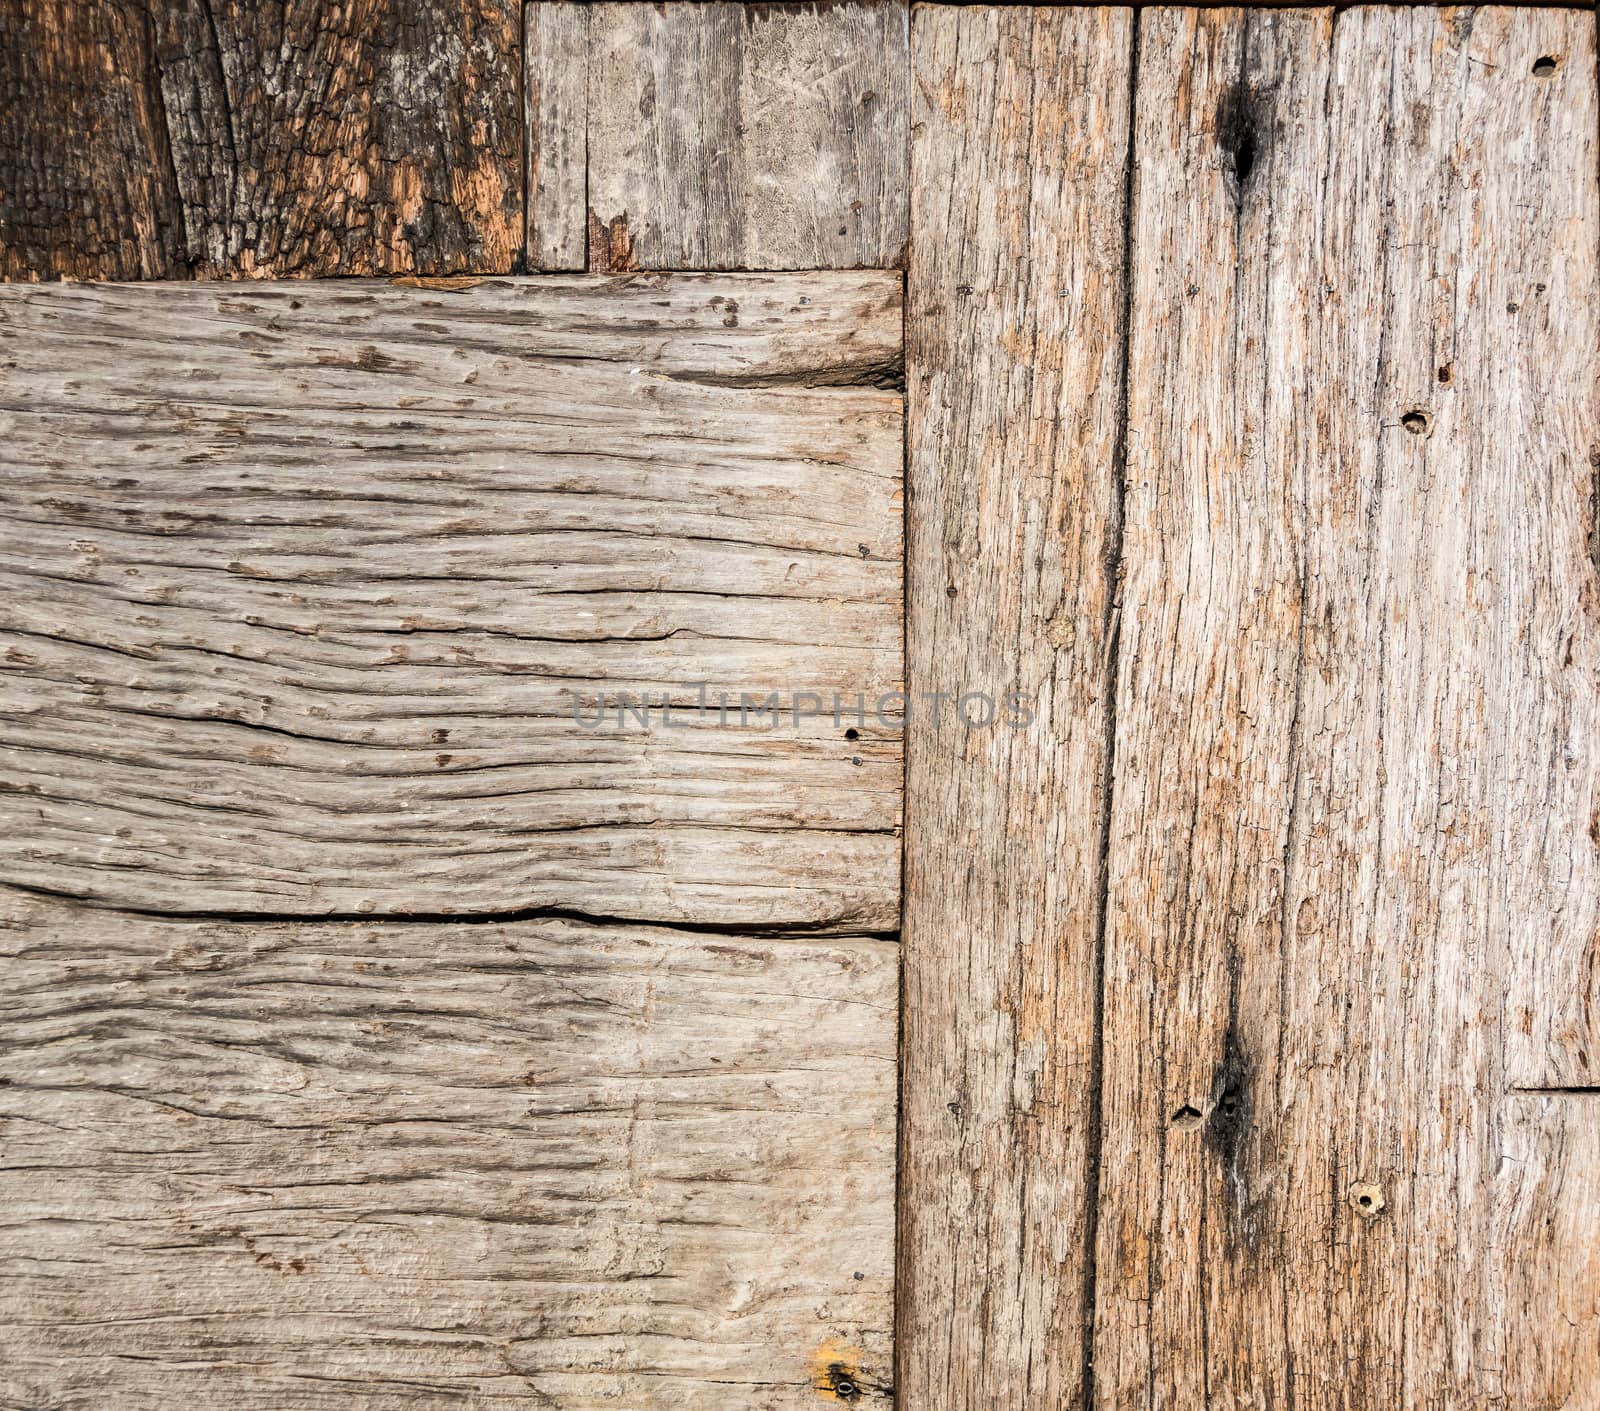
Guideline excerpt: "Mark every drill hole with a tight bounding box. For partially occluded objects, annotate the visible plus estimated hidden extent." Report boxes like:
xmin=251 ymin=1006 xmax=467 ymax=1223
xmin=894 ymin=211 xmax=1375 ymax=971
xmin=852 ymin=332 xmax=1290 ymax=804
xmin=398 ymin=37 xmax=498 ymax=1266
xmin=1533 ymin=55 xmax=1560 ymax=78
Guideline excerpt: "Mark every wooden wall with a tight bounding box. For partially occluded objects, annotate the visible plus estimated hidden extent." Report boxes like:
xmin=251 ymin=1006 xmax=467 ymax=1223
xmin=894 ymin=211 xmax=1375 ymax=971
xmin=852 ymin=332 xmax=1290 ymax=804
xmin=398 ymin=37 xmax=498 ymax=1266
xmin=5 ymin=3 xmax=1600 ymax=1408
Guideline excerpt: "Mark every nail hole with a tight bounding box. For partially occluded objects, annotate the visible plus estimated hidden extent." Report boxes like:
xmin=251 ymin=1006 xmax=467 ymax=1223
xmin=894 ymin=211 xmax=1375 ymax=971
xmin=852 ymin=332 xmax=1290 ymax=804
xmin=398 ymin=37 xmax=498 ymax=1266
xmin=1401 ymin=409 xmax=1431 ymax=436
xmin=1348 ymin=1181 xmax=1386 ymax=1220
xmin=1533 ymin=55 xmax=1560 ymax=78
xmin=827 ymin=1364 xmax=862 ymax=1401
xmin=1171 ymin=1104 xmax=1203 ymax=1129
xmin=844 ymin=727 xmax=860 ymax=741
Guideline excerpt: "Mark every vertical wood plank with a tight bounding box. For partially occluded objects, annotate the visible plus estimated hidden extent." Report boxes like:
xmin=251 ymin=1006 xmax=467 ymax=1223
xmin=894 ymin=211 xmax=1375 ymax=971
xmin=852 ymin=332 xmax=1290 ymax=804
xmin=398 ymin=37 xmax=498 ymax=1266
xmin=902 ymin=8 xmax=1132 ymax=1407
xmin=1091 ymin=11 xmax=1330 ymax=1406
xmin=580 ymin=1 xmax=909 ymax=272
xmin=525 ymin=2 xmax=589 ymax=272
xmin=1096 ymin=7 xmax=1600 ymax=1406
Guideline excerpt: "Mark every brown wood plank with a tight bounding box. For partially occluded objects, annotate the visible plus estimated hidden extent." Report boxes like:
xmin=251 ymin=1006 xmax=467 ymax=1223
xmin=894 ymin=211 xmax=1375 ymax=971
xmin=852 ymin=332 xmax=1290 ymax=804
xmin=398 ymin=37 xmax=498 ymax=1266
xmin=0 ymin=0 xmax=185 ymax=280
xmin=0 ymin=890 xmax=896 ymax=1409
xmin=901 ymin=8 xmax=1132 ymax=1407
xmin=546 ymin=1 xmax=908 ymax=272
xmin=1500 ymin=1096 xmax=1600 ymax=1410
xmin=1094 ymin=7 xmax=1600 ymax=1407
xmin=1 ymin=0 xmax=522 ymax=280
xmin=0 ymin=272 xmax=904 ymax=927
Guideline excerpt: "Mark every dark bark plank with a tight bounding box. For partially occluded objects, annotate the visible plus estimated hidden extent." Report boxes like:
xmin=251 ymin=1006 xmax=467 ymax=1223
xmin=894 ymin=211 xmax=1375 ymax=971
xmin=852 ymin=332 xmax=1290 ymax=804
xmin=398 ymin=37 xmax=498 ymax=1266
xmin=1 ymin=0 xmax=522 ymax=281
xmin=0 ymin=891 xmax=896 ymax=1409
xmin=0 ymin=0 xmax=185 ymax=280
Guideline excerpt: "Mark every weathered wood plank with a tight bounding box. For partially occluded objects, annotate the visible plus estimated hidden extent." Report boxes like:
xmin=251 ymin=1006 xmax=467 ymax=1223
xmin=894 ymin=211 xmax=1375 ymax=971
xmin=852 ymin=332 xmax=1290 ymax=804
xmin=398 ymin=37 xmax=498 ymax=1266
xmin=0 ymin=272 xmax=904 ymax=927
xmin=1 ymin=0 xmax=522 ymax=280
xmin=0 ymin=0 xmax=185 ymax=280
xmin=0 ymin=890 xmax=896 ymax=1409
xmin=901 ymin=9 xmax=1131 ymax=1408
xmin=567 ymin=1 xmax=909 ymax=272
xmin=1499 ymin=1096 xmax=1600 ymax=1410
xmin=1094 ymin=7 xmax=1600 ymax=1407
xmin=526 ymin=1 xmax=590 ymax=273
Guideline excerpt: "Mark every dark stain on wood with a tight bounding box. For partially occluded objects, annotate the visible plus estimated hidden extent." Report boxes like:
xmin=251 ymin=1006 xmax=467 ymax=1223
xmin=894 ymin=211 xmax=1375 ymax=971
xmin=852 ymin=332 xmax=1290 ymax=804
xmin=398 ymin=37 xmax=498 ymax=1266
xmin=1205 ymin=1025 xmax=1253 ymax=1190
xmin=1216 ymin=81 xmax=1268 ymax=203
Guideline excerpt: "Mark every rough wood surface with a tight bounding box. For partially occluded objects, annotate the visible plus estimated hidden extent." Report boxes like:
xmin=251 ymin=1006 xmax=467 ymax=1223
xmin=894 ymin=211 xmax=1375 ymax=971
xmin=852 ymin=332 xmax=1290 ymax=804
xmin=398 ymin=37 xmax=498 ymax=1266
xmin=0 ymin=890 xmax=896 ymax=1409
xmin=1093 ymin=7 xmax=1600 ymax=1408
xmin=0 ymin=272 xmax=904 ymax=926
xmin=525 ymin=1 xmax=589 ymax=273
xmin=0 ymin=0 xmax=185 ymax=280
xmin=548 ymin=1 xmax=908 ymax=272
xmin=1 ymin=0 xmax=522 ymax=280
xmin=900 ymin=9 xmax=1131 ymax=1409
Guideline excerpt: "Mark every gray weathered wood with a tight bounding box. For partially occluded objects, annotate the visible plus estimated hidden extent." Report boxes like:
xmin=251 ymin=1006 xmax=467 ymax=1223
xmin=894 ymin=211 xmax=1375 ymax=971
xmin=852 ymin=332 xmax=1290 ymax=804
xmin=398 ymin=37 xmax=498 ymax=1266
xmin=0 ymin=272 xmax=904 ymax=927
xmin=525 ymin=2 xmax=589 ymax=273
xmin=531 ymin=1 xmax=909 ymax=272
xmin=900 ymin=9 xmax=1131 ymax=1408
xmin=1093 ymin=7 xmax=1600 ymax=1407
xmin=0 ymin=890 xmax=896 ymax=1408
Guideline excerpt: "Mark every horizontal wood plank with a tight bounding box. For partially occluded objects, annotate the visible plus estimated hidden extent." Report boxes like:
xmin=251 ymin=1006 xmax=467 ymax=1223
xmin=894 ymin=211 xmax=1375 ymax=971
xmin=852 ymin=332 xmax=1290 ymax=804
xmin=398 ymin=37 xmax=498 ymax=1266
xmin=0 ymin=273 xmax=905 ymax=926
xmin=0 ymin=891 xmax=896 ymax=1409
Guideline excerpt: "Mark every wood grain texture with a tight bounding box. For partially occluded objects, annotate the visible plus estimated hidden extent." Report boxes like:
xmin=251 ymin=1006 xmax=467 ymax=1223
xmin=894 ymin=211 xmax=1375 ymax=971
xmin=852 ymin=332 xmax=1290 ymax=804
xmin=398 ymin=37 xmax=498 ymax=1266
xmin=0 ymin=272 xmax=904 ymax=927
xmin=1 ymin=0 xmax=521 ymax=281
xmin=525 ymin=1 xmax=589 ymax=273
xmin=559 ymin=1 xmax=908 ymax=272
xmin=900 ymin=9 xmax=1131 ymax=1409
xmin=0 ymin=890 xmax=896 ymax=1409
xmin=1093 ymin=7 xmax=1600 ymax=1408
xmin=0 ymin=0 xmax=185 ymax=280
xmin=1499 ymin=1096 xmax=1600 ymax=1411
